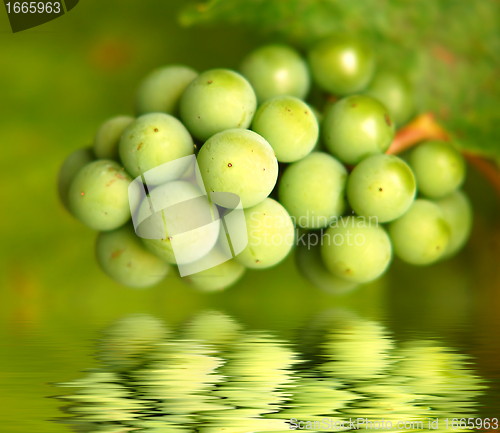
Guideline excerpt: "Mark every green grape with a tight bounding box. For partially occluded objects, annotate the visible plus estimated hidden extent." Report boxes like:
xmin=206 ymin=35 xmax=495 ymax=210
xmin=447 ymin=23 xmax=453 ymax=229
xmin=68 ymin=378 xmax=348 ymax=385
xmin=409 ymin=141 xmax=466 ymax=198
xmin=138 ymin=181 xmax=220 ymax=265
xmin=94 ymin=116 xmax=135 ymax=160
xmin=278 ymin=152 xmax=347 ymax=229
xmin=308 ymin=34 xmax=375 ymax=95
xmin=119 ymin=113 xmax=194 ymax=185
xmin=182 ymin=248 xmax=246 ymax=292
xmin=234 ymin=198 xmax=295 ymax=269
xmin=179 ymin=69 xmax=257 ymax=141
xmin=96 ymin=224 xmax=171 ymax=288
xmin=433 ymin=190 xmax=473 ymax=258
xmin=322 ymin=95 xmax=395 ymax=165
xmin=295 ymin=241 xmax=359 ymax=295
xmin=68 ymin=160 xmax=138 ymax=231
xmin=135 ymin=65 xmax=198 ymax=116
xmin=251 ymin=96 xmax=319 ymax=162
xmin=58 ymin=147 xmax=94 ymax=211
xmin=346 ymin=154 xmax=416 ymax=223
xmin=196 ymin=129 xmax=278 ymax=209
xmin=388 ymin=199 xmax=451 ymax=265
xmin=365 ymin=71 xmax=415 ymax=127
xmin=239 ymin=44 xmax=310 ymax=103
xmin=321 ymin=216 xmax=392 ymax=284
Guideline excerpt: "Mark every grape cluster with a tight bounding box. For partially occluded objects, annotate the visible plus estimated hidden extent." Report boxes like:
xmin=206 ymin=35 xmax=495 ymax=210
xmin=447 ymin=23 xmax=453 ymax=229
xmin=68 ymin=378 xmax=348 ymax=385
xmin=58 ymin=35 xmax=472 ymax=292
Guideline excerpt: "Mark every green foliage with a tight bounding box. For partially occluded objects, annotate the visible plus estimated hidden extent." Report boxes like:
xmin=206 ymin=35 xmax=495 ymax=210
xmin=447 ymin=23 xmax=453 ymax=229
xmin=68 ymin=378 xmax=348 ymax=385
xmin=180 ymin=0 xmax=500 ymax=157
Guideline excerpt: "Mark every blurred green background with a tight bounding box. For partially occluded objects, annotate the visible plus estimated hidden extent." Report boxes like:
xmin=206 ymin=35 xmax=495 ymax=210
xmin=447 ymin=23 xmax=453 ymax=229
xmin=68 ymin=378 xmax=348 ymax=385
xmin=1 ymin=1 xmax=500 ymax=432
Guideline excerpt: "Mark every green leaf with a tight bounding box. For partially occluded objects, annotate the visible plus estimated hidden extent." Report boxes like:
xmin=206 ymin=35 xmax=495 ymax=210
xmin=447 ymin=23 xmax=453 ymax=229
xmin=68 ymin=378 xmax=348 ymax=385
xmin=180 ymin=0 xmax=500 ymax=158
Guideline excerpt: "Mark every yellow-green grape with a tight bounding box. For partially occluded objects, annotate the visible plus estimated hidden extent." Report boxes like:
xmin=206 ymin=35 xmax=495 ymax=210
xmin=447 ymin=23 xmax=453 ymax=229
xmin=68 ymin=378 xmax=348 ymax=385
xmin=323 ymin=95 xmax=395 ymax=165
xmin=68 ymin=160 xmax=138 ymax=231
xmin=279 ymin=152 xmax=347 ymax=229
xmin=365 ymin=71 xmax=415 ymax=127
xmin=251 ymin=96 xmax=319 ymax=162
xmin=296 ymin=241 xmax=359 ymax=295
xmin=196 ymin=129 xmax=278 ymax=209
xmin=239 ymin=44 xmax=310 ymax=103
xmin=182 ymin=248 xmax=246 ymax=292
xmin=234 ymin=198 xmax=295 ymax=269
xmin=308 ymin=34 xmax=375 ymax=95
xmin=346 ymin=154 xmax=416 ymax=223
xmin=135 ymin=65 xmax=198 ymax=116
xmin=97 ymin=314 xmax=169 ymax=372
xmin=320 ymin=317 xmax=395 ymax=381
xmin=433 ymin=190 xmax=473 ymax=258
xmin=94 ymin=116 xmax=135 ymax=160
xmin=58 ymin=147 xmax=94 ymax=211
xmin=119 ymin=113 xmax=194 ymax=185
xmin=388 ymin=199 xmax=451 ymax=265
xmin=409 ymin=141 xmax=466 ymax=199
xmin=179 ymin=69 xmax=257 ymax=141
xmin=321 ymin=216 xmax=392 ymax=284
xmin=96 ymin=224 xmax=171 ymax=288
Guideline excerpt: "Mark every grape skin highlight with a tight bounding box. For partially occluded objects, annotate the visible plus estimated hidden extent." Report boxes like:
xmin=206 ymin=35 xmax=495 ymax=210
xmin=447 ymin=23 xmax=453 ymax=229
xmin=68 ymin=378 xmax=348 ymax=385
xmin=308 ymin=35 xmax=375 ymax=95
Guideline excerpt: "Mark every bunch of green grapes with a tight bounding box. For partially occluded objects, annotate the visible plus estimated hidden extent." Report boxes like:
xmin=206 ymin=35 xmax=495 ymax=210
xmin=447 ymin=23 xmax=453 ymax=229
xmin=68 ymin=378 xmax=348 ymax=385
xmin=58 ymin=34 xmax=472 ymax=292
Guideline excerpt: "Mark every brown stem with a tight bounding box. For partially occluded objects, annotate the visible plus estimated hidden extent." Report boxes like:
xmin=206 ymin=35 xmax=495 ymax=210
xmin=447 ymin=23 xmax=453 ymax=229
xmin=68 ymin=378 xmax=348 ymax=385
xmin=463 ymin=152 xmax=500 ymax=199
xmin=387 ymin=112 xmax=500 ymax=198
xmin=386 ymin=112 xmax=449 ymax=155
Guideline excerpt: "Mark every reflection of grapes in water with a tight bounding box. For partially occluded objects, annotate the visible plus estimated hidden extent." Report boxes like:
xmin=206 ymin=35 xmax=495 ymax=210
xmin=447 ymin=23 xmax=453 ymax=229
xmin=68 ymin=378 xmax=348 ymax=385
xmin=180 ymin=310 xmax=243 ymax=350
xmin=319 ymin=316 xmax=395 ymax=382
xmin=132 ymin=339 xmax=228 ymax=430
xmin=200 ymin=332 xmax=299 ymax=433
xmin=56 ymin=311 xmax=486 ymax=433
xmin=97 ymin=314 xmax=169 ymax=372
xmin=56 ymin=370 xmax=145 ymax=432
xmin=392 ymin=340 xmax=486 ymax=417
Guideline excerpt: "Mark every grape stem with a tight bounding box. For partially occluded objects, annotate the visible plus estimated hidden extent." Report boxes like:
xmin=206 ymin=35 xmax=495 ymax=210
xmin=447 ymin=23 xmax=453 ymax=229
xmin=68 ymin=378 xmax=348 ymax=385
xmin=386 ymin=112 xmax=500 ymax=198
